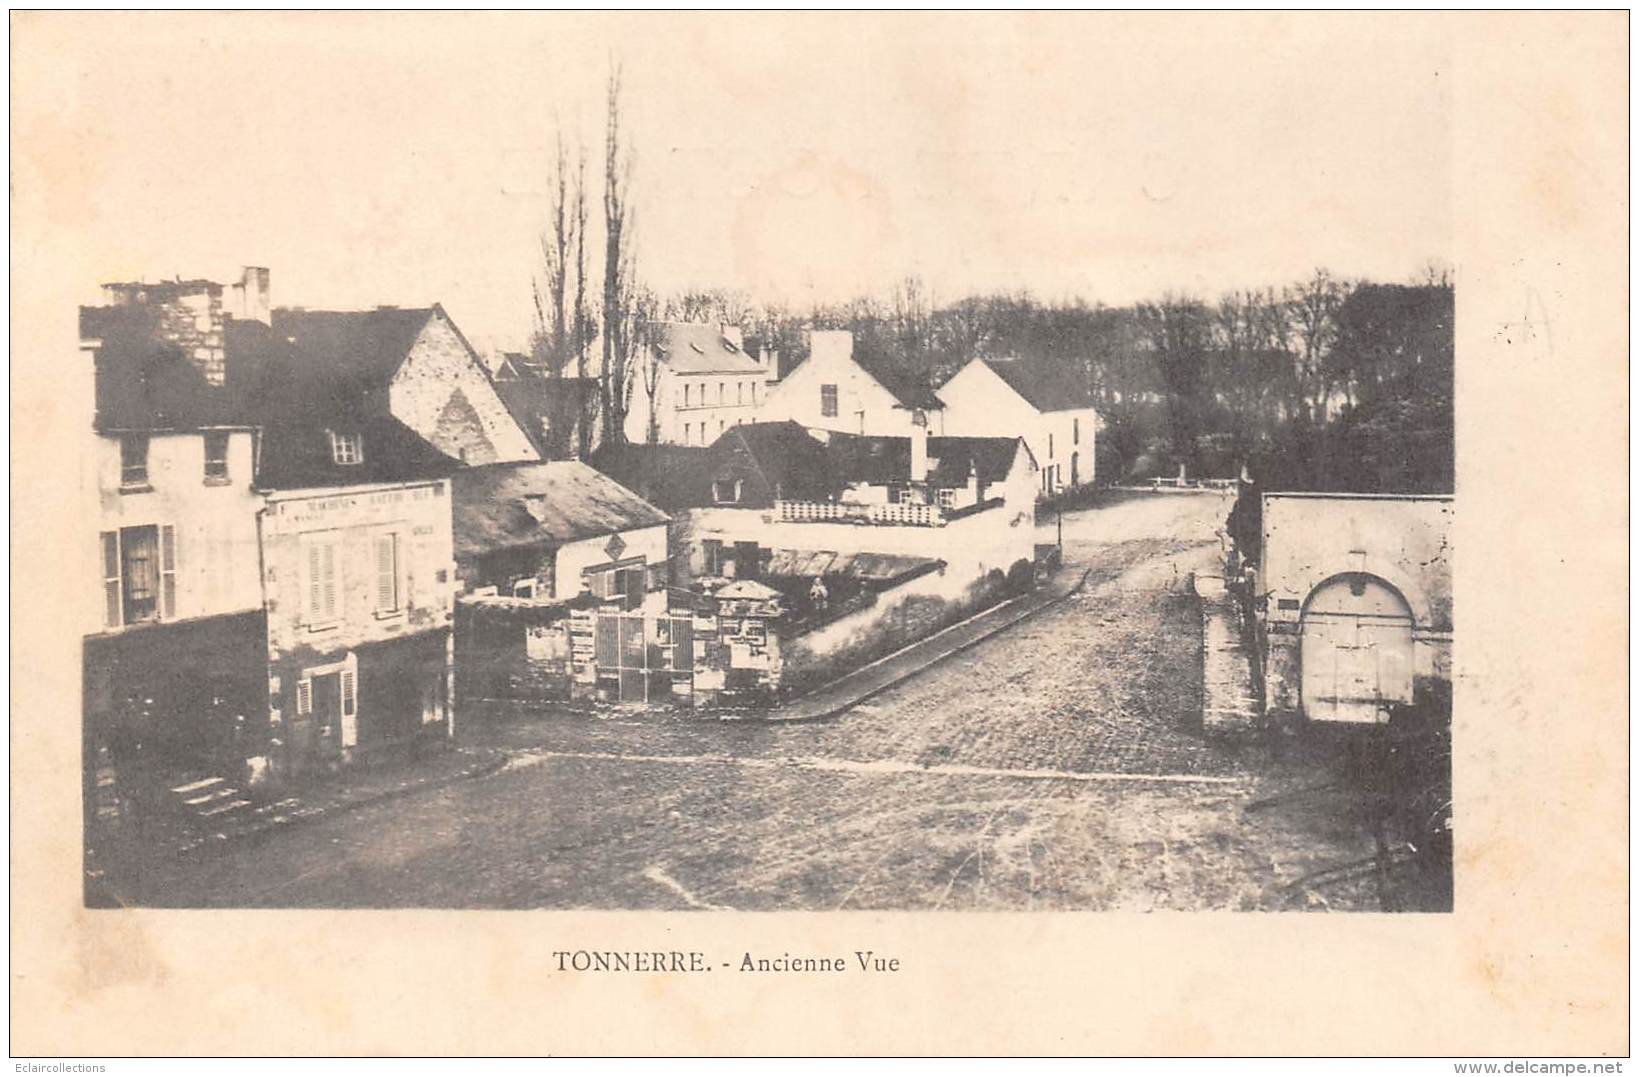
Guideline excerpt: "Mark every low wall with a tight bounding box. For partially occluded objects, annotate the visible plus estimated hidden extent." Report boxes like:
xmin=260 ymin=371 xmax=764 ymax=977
xmin=453 ymin=598 xmax=573 ymax=703
xmin=779 ymin=560 xmax=1018 ymax=698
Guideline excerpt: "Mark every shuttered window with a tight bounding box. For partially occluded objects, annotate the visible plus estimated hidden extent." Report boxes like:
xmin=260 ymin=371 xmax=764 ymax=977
xmin=159 ymin=525 xmax=177 ymax=619
xmin=340 ymin=669 xmax=356 ymax=717
xmin=100 ymin=531 xmax=121 ymax=628
xmin=374 ymin=534 xmax=399 ymax=614
xmin=306 ymin=541 xmax=339 ymax=625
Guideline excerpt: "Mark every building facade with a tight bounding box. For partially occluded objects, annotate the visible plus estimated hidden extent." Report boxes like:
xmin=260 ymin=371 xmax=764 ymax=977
xmin=757 ymin=330 xmax=946 ymax=438
xmin=938 ymin=356 xmax=1100 ymax=496
xmin=623 ymin=322 xmax=772 ymax=446
xmin=80 ymin=298 xmax=273 ymax=810
xmin=1257 ymin=492 xmax=1454 ymax=725
xmin=259 ymin=479 xmax=458 ymax=777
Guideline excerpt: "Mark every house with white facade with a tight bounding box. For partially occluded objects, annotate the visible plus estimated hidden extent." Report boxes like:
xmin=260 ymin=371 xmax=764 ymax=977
xmin=80 ymin=295 xmax=271 ymax=814
xmin=938 ymin=356 xmax=1101 ymax=496
xmin=623 ymin=322 xmax=772 ymax=446
xmin=757 ymin=330 xmax=946 ymax=437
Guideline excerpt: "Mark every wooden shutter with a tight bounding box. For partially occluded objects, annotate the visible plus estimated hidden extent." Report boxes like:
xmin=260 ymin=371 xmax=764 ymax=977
xmin=320 ymin=544 xmax=337 ymax=621
xmin=623 ymin=567 xmax=643 ymax=610
xmin=100 ymin=531 xmax=122 ymax=628
xmin=340 ymin=669 xmax=356 ymax=716
xmin=159 ymin=525 xmax=177 ymax=619
xmin=296 ymin=678 xmax=312 ymax=715
xmin=308 ymin=544 xmax=323 ymax=620
xmin=374 ymin=534 xmax=398 ymax=612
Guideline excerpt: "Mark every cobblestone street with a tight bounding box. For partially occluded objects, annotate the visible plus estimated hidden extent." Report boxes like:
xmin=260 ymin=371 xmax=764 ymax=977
xmin=114 ymin=492 xmax=1385 ymax=911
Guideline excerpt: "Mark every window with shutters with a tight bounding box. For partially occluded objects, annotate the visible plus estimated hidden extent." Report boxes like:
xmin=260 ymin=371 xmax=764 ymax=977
xmin=820 ymin=384 xmax=838 ymax=418
xmin=305 ymin=539 xmax=340 ymax=628
xmin=373 ymin=533 xmax=400 ymax=615
xmin=98 ymin=524 xmax=176 ymax=628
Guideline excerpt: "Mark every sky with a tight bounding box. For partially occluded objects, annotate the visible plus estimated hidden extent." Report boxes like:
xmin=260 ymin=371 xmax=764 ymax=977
xmin=18 ymin=12 xmax=1453 ymax=355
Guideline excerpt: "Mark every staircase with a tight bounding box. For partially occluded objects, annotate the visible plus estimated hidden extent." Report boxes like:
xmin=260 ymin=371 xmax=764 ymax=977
xmin=169 ymin=776 xmax=254 ymax=824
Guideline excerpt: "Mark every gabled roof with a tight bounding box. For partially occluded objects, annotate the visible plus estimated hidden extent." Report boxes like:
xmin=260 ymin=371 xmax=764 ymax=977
xmin=452 ymin=461 xmax=669 ymax=560
xmin=651 ymin=321 xmax=764 ymax=374
xmin=858 ymin=360 xmax=945 ymax=412
xmin=269 ymin=306 xmax=439 ymax=387
xmin=716 ymin=421 xmax=836 ymax=502
xmin=228 ymin=316 xmax=458 ymax=488
xmin=974 ymin=356 xmax=1098 ymax=413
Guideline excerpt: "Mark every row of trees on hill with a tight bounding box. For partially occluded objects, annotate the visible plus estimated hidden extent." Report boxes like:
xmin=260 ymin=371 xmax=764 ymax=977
xmin=525 ymin=66 xmax=1452 ymax=494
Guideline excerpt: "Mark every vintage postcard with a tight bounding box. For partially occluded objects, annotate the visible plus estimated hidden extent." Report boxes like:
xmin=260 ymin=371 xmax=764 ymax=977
xmin=10 ymin=10 xmax=1628 ymax=1058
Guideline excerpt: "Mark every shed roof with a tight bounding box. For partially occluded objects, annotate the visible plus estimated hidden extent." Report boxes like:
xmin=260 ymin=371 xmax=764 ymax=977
xmin=453 ymin=460 xmax=669 ymax=559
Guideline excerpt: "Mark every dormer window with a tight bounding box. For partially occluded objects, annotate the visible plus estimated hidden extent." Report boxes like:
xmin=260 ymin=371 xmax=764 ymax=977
xmin=713 ymin=478 xmax=743 ymax=504
xmin=329 ymin=431 xmax=363 ymax=466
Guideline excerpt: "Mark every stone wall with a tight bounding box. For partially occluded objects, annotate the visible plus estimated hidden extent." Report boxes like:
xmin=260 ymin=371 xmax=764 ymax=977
xmin=390 ymin=311 xmax=540 ymax=465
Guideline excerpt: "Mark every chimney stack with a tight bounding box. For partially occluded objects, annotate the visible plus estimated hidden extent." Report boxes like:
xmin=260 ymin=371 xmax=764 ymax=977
xmin=96 ymin=276 xmax=227 ymax=386
xmin=909 ymin=409 xmax=930 ymax=484
xmin=232 ymin=266 xmax=271 ymax=325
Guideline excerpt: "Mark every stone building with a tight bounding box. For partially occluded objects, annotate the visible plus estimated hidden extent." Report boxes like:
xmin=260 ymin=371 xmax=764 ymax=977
xmin=1256 ymin=492 xmax=1454 ymax=725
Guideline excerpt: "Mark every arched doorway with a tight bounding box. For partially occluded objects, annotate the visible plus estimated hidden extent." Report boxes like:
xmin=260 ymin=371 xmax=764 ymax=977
xmin=1300 ymin=573 xmax=1415 ymax=724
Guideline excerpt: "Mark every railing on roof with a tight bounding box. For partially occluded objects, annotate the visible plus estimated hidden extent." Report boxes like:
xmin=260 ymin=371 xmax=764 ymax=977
xmin=774 ymin=499 xmax=945 ymax=527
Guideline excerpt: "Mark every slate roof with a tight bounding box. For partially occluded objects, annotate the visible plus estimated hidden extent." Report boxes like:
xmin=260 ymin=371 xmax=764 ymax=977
xmin=713 ymin=421 xmax=837 ymax=504
xmin=858 ymin=360 xmax=946 ymax=411
xmin=977 ymin=356 xmax=1098 ymax=412
xmin=589 ymin=444 xmax=718 ymax=513
xmin=651 ymin=322 xmax=764 ymax=374
xmin=227 ymin=317 xmax=457 ymax=489
xmin=83 ymin=304 xmax=246 ymax=431
xmin=269 ymin=307 xmax=439 ymax=386
xmin=825 ymin=433 xmax=1025 ymax=488
xmin=452 ymin=461 xmax=670 ymax=560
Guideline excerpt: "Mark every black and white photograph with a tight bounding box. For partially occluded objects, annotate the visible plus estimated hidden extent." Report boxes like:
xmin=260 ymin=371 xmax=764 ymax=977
xmin=11 ymin=8 xmax=1627 ymax=1061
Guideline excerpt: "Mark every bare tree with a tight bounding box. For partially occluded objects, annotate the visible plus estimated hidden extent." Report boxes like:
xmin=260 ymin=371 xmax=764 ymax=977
xmin=599 ymin=61 xmax=638 ymax=449
xmin=531 ymin=127 xmax=575 ymax=375
xmin=571 ymin=138 xmax=593 ymax=459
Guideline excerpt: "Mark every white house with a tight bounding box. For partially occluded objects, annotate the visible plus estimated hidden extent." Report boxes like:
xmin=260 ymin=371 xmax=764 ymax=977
xmin=757 ymin=330 xmax=946 ymax=437
xmin=623 ymin=322 xmax=771 ymax=446
xmin=938 ymin=356 xmax=1101 ymax=496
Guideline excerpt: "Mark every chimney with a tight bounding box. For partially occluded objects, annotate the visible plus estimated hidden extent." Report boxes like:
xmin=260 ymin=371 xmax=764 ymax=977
xmin=97 ymin=276 xmax=227 ymax=386
xmin=909 ymin=409 xmax=930 ymax=484
xmin=759 ymin=345 xmax=781 ymax=382
xmin=232 ymin=266 xmax=271 ymax=325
